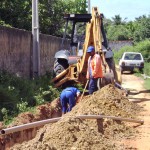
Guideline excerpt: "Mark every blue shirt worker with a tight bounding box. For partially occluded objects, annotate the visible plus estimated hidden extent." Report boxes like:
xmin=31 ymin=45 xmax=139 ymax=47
xmin=60 ymin=87 xmax=81 ymax=114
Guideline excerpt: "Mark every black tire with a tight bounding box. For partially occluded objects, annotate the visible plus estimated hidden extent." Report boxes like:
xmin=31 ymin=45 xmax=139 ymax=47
xmin=54 ymin=64 xmax=64 ymax=75
xmin=53 ymin=59 xmax=69 ymax=77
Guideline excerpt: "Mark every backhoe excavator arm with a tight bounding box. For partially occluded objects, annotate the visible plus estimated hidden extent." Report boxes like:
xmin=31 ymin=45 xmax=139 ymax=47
xmin=52 ymin=7 xmax=110 ymax=88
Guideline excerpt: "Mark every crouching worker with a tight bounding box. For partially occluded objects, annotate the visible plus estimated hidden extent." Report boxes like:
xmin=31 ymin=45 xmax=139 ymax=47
xmin=60 ymin=87 xmax=81 ymax=114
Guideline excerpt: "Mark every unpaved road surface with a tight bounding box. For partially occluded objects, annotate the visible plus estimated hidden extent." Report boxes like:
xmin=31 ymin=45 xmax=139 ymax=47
xmin=122 ymin=73 xmax=150 ymax=150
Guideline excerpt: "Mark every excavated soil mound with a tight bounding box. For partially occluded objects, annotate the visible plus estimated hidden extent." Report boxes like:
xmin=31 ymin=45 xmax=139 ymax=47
xmin=10 ymin=84 xmax=142 ymax=150
xmin=0 ymin=98 xmax=62 ymax=150
xmin=9 ymin=98 xmax=61 ymax=127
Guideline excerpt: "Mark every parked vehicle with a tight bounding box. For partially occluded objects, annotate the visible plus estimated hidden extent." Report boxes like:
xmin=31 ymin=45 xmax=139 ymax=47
xmin=119 ymin=52 xmax=144 ymax=74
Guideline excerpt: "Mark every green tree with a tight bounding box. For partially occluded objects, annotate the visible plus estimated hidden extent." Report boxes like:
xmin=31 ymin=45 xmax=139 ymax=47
xmin=105 ymin=15 xmax=130 ymax=41
xmin=0 ymin=0 xmax=32 ymax=30
xmin=0 ymin=0 xmax=87 ymax=36
xmin=103 ymin=18 xmax=113 ymax=33
xmin=124 ymin=21 xmax=138 ymax=40
xmin=133 ymin=15 xmax=150 ymax=42
xmin=0 ymin=20 xmax=11 ymax=27
xmin=39 ymin=0 xmax=87 ymax=36
xmin=107 ymin=25 xmax=130 ymax=41
xmin=112 ymin=15 xmax=126 ymax=25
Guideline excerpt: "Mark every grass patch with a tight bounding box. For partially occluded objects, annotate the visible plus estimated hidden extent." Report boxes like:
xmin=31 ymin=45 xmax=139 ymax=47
xmin=144 ymin=78 xmax=150 ymax=90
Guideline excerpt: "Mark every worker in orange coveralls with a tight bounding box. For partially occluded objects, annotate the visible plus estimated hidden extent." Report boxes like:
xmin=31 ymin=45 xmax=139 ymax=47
xmin=86 ymin=46 xmax=104 ymax=94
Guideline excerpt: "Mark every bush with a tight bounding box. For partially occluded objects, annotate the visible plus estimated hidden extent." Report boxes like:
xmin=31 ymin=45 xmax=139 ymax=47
xmin=144 ymin=63 xmax=150 ymax=76
xmin=0 ymin=71 xmax=60 ymax=122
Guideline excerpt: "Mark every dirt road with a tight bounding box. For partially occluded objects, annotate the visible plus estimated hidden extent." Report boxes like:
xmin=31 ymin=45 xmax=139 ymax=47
xmin=122 ymin=73 xmax=150 ymax=150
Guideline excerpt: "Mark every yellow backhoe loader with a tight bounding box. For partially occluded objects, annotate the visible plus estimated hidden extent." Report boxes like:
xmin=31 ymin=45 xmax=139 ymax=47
xmin=52 ymin=7 xmax=122 ymax=88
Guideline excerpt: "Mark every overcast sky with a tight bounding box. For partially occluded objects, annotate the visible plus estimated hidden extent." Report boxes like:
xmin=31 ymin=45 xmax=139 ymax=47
xmin=90 ymin=0 xmax=150 ymax=21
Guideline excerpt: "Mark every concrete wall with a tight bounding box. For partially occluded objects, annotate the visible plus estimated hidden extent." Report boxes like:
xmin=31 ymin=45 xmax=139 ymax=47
xmin=0 ymin=26 xmax=133 ymax=78
xmin=39 ymin=34 xmax=69 ymax=76
xmin=108 ymin=40 xmax=133 ymax=51
xmin=0 ymin=26 xmax=70 ymax=78
xmin=0 ymin=26 xmax=32 ymax=77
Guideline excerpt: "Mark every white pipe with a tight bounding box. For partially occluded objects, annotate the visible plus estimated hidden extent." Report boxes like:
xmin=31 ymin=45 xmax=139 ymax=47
xmin=1 ymin=117 xmax=61 ymax=135
xmin=0 ymin=115 xmax=144 ymax=135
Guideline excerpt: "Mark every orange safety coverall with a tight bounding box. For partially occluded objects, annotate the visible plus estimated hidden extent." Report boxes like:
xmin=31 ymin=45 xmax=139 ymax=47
xmin=86 ymin=54 xmax=103 ymax=79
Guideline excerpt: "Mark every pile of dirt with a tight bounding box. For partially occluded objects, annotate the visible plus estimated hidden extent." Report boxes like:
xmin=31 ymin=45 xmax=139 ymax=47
xmin=0 ymin=98 xmax=62 ymax=150
xmin=8 ymin=98 xmax=61 ymax=127
xmin=71 ymin=84 xmax=141 ymax=117
xmin=10 ymin=84 xmax=142 ymax=150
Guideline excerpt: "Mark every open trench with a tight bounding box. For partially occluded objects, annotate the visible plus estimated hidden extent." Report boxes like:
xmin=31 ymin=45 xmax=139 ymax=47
xmin=0 ymin=99 xmax=62 ymax=150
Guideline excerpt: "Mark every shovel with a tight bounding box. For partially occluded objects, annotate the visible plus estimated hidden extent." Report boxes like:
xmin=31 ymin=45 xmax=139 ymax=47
xmin=115 ymin=82 xmax=129 ymax=96
xmin=79 ymin=79 xmax=89 ymax=102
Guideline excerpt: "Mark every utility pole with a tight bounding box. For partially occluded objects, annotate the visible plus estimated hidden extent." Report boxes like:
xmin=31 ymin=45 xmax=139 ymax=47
xmin=88 ymin=0 xmax=91 ymax=13
xmin=32 ymin=0 xmax=40 ymax=77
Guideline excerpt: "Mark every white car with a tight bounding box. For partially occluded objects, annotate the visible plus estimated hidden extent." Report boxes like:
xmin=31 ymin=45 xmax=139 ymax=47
xmin=119 ymin=52 xmax=144 ymax=74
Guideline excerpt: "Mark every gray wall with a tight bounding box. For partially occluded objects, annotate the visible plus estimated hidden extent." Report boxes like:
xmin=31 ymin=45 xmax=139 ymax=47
xmin=0 ymin=26 xmax=32 ymax=77
xmin=0 ymin=26 xmax=70 ymax=78
xmin=0 ymin=26 xmax=133 ymax=78
xmin=109 ymin=40 xmax=133 ymax=51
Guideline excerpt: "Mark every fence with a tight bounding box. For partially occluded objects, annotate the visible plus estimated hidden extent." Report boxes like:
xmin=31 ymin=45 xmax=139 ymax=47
xmin=0 ymin=26 xmax=70 ymax=78
xmin=109 ymin=40 xmax=133 ymax=51
xmin=0 ymin=26 xmax=134 ymax=78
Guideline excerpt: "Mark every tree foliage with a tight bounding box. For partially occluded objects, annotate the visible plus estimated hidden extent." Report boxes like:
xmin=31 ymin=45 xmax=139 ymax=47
xmin=107 ymin=25 xmax=130 ymax=41
xmin=0 ymin=0 xmax=87 ymax=36
xmin=133 ymin=15 xmax=150 ymax=42
xmin=0 ymin=1 xmax=150 ymax=41
xmin=103 ymin=14 xmax=150 ymax=42
xmin=0 ymin=0 xmax=32 ymax=30
xmin=112 ymin=15 xmax=127 ymax=25
xmin=38 ymin=0 xmax=87 ymax=36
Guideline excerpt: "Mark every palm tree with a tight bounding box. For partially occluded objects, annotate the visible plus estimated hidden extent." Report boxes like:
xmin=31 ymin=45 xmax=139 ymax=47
xmin=112 ymin=15 xmax=127 ymax=25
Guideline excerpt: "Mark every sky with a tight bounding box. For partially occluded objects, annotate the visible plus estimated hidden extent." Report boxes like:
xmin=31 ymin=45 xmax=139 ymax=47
xmin=90 ymin=0 xmax=150 ymax=21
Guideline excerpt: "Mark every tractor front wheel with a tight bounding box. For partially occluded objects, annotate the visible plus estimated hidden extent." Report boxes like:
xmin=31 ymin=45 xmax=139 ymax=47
xmin=53 ymin=59 xmax=69 ymax=77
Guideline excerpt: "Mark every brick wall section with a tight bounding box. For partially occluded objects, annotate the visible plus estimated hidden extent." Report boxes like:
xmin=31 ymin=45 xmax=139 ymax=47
xmin=0 ymin=26 xmax=70 ymax=78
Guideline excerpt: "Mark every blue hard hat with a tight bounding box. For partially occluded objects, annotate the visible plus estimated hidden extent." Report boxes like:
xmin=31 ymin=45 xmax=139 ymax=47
xmin=87 ymin=46 xmax=95 ymax=53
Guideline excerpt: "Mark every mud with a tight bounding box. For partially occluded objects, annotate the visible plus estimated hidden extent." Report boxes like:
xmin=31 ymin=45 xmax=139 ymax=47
xmin=10 ymin=84 xmax=142 ymax=150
